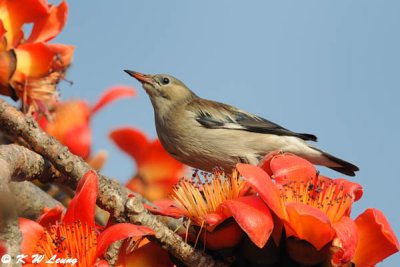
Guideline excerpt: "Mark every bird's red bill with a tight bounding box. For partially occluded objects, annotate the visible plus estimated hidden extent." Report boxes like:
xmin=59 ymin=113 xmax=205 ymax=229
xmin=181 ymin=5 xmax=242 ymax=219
xmin=124 ymin=70 xmax=152 ymax=83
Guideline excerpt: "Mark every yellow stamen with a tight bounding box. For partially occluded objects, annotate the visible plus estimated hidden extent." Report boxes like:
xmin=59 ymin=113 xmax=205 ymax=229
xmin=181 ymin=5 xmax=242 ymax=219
xmin=279 ymin=175 xmax=353 ymax=223
xmin=172 ymin=169 xmax=245 ymax=226
xmin=34 ymin=221 xmax=97 ymax=267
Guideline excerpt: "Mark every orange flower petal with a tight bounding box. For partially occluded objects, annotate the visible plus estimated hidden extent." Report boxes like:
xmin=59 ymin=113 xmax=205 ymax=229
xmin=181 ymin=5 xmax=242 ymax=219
xmin=27 ymin=1 xmax=68 ymax=43
xmin=0 ymin=20 xmax=5 ymax=39
xmin=36 ymin=205 xmax=64 ymax=227
xmin=0 ymin=50 xmax=16 ymax=96
xmin=0 ymin=0 xmax=49 ymax=47
xmin=96 ymin=223 xmax=154 ymax=259
xmin=45 ymin=101 xmax=90 ymax=143
xmin=259 ymin=152 xmax=317 ymax=184
xmin=63 ymin=170 xmax=98 ymax=227
xmin=237 ymin=164 xmax=286 ymax=219
xmin=285 ymin=202 xmax=335 ymax=250
xmin=87 ymin=150 xmax=108 ymax=171
xmin=218 ymin=195 xmax=274 ymax=248
xmin=63 ymin=124 xmax=91 ymax=159
xmin=128 ymin=178 xmax=179 ymax=200
xmin=144 ymin=199 xmax=186 ymax=218
xmin=91 ymin=86 xmax=136 ymax=114
xmin=139 ymin=140 xmax=184 ymax=182
xmin=0 ymin=20 xmax=6 ymax=51
xmin=47 ymin=43 xmax=74 ymax=68
xmin=109 ymin=128 xmax=149 ymax=164
xmin=111 ymin=127 xmax=184 ymax=187
xmin=331 ymin=216 xmax=358 ymax=266
xmin=257 ymin=150 xmax=282 ymax=171
xmin=126 ymin=177 xmax=145 ymax=195
xmin=202 ymin=213 xmax=227 ymax=230
xmin=13 ymin=42 xmax=73 ymax=81
xmin=19 ymin=218 xmax=44 ymax=256
xmin=14 ymin=42 xmax=55 ymax=77
xmin=353 ymin=208 xmax=399 ymax=267
xmin=146 ymin=180 xmax=179 ymax=200
xmin=117 ymin=241 xmax=174 ymax=267
xmin=94 ymin=260 xmax=110 ymax=267
xmin=0 ymin=241 xmax=6 ymax=257
xmin=201 ymin=222 xmax=243 ymax=250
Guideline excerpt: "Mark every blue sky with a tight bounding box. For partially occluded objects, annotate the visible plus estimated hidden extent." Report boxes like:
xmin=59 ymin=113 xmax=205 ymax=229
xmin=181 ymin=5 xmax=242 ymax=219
xmin=20 ymin=1 xmax=400 ymax=265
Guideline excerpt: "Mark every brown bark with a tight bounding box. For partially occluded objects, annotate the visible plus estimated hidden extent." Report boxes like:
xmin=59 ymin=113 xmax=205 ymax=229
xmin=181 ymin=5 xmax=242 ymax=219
xmin=11 ymin=182 xmax=62 ymax=220
xmin=0 ymin=99 xmax=225 ymax=267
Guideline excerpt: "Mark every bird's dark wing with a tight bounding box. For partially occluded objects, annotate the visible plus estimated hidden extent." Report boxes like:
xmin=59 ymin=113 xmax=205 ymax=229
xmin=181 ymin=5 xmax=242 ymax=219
xmin=187 ymin=99 xmax=317 ymax=141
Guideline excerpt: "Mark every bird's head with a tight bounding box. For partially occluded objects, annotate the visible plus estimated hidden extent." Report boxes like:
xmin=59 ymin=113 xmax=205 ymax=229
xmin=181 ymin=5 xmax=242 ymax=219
xmin=124 ymin=70 xmax=197 ymax=113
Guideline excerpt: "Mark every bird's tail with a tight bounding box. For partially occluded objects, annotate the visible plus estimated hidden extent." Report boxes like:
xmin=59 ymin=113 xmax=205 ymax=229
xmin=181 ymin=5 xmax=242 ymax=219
xmin=312 ymin=148 xmax=359 ymax=176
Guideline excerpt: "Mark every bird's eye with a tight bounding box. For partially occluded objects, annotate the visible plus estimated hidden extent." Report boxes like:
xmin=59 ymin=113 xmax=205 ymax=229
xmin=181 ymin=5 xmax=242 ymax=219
xmin=161 ymin=77 xmax=170 ymax=85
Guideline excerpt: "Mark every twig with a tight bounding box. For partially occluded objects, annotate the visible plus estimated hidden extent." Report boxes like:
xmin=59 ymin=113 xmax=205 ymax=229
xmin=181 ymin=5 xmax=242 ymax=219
xmin=0 ymin=144 xmax=64 ymax=265
xmin=0 ymin=144 xmax=63 ymax=266
xmin=104 ymin=240 xmax=123 ymax=266
xmin=0 ymin=99 xmax=225 ymax=267
xmin=0 ymin=143 xmax=65 ymax=219
xmin=10 ymin=182 xmax=63 ymax=220
xmin=0 ymin=203 xmax=21 ymax=267
xmin=0 ymin=146 xmax=24 ymax=267
xmin=0 ymin=144 xmax=53 ymax=183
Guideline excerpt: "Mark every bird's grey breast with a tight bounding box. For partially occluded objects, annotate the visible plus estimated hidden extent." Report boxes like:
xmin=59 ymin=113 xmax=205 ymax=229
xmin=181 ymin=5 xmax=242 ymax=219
xmin=154 ymin=103 xmax=255 ymax=171
xmin=154 ymin=105 xmax=195 ymax=159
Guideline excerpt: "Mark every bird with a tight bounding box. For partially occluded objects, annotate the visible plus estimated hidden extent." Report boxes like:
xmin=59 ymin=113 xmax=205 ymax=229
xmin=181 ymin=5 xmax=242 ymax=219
xmin=124 ymin=70 xmax=359 ymax=176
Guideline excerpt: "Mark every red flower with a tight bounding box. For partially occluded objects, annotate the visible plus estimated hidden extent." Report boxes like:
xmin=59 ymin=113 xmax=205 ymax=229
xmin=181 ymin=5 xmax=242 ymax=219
xmin=39 ymin=86 xmax=135 ymax=159
xmin=237 ymin=152 xmax=363 ymax=264
xmin=148 ymin=170 xmax=274 ymax=249
xmin=329 ymin=208 xmax=399 ymax=267
xmin=0 ymin=0 xmax=74 ymax=113
xmin=19 ymin=171 xmax=154 ymax=266
xmin=115 ymin=238 xmax=174 ymax=267
xmin=350 ymin=208 xmax=399 ymax=267
xmin=0 ymin=241 xmax=6 ymax=258
xmin=110 ymin=127 xmax=185 ymax=200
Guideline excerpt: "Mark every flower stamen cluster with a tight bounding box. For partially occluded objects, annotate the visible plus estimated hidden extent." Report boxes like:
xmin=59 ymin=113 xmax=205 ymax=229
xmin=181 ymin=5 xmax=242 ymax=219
xmin=173 ymin=169 xmax=245 ymax=225
xmin=279 ymin=175 xmax=353 ymax=223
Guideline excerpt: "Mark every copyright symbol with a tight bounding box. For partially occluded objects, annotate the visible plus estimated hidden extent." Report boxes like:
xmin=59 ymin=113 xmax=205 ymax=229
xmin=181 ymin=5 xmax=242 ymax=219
xmin=1 ymin=254 xmax=11 ymax=263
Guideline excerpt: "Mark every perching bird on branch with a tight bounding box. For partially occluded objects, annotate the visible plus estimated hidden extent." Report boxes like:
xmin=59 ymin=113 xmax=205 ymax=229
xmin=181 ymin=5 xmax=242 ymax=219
xmin=124 ymin=70 xmax=359 ymax=176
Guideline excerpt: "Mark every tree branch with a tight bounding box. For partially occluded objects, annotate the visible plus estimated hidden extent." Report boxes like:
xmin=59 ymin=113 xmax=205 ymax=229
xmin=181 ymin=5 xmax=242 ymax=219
xmin=0 ymin=144 xmax=66 ymax=266
xmin=11 ymin=182 xmax=62 ymax=220
xmin=0 ymin=200 xmax=21 ymax=267
xmin=0 ymin=99 xmax=225 ymax=267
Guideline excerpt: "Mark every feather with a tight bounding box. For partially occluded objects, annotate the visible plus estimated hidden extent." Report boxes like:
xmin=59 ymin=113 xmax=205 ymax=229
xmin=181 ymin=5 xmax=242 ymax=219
xmin=188 ymin=99 xmax=317 ymax=142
